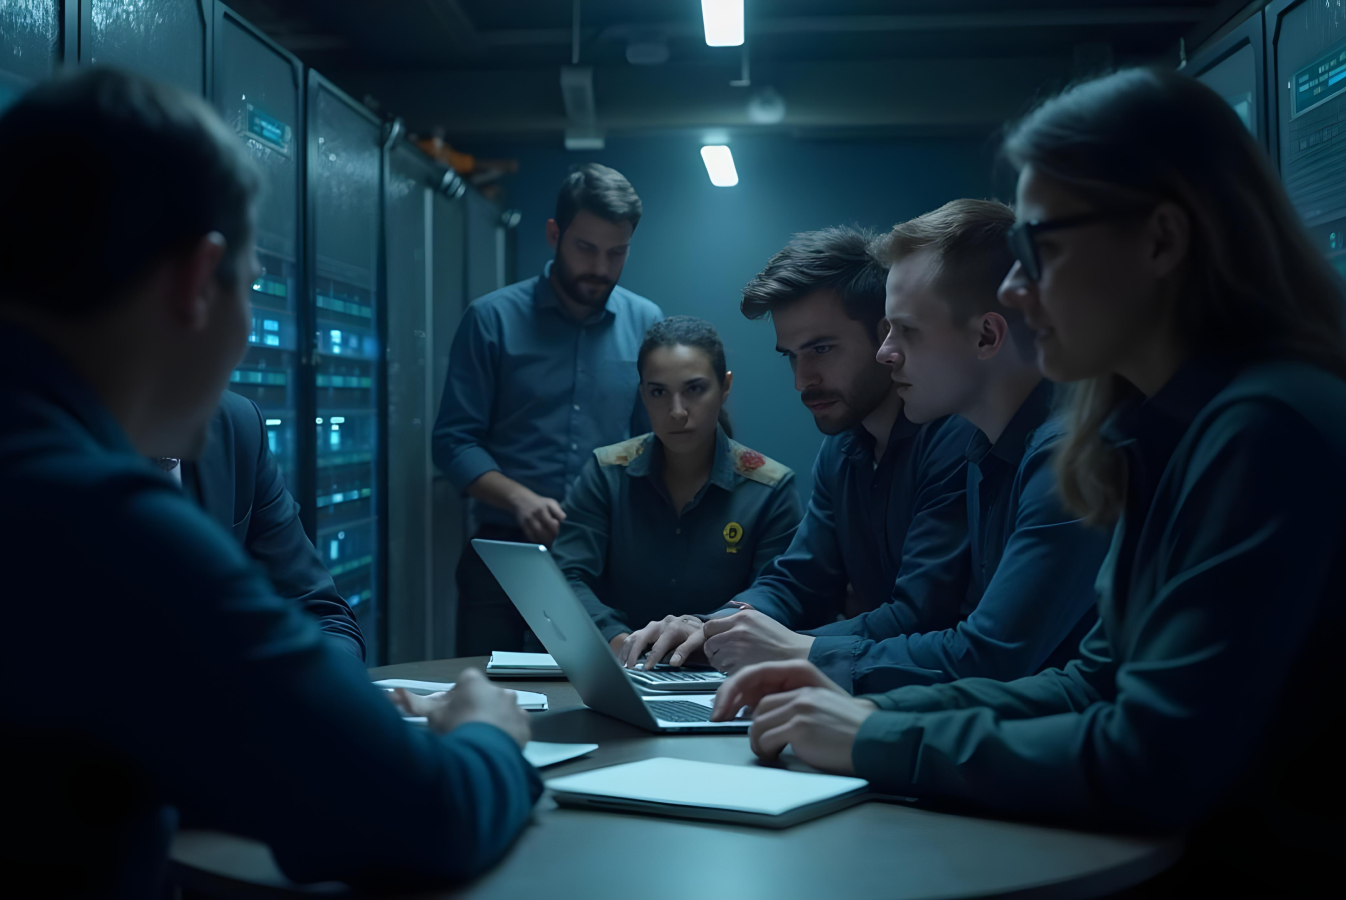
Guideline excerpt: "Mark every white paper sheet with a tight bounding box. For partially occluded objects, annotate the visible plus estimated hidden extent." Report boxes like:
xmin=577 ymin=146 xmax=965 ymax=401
xmin=489 ymin=651 xmax=559 ymax=670
xmin=375 ymin=678 xmax=549 ymax=710
xmin=522 ymin=742 xmax=598 ymax=768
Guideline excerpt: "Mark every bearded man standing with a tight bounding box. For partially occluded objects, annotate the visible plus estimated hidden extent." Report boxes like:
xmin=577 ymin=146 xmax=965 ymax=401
xmin=433 ymin=163 xmax=662 ymax=654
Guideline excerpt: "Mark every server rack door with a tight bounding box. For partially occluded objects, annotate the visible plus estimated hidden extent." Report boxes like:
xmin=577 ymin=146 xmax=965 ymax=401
xmin=465 ymin=188 xmax=505 ymax=302
xmin=0 ymin=1 xmax=60 ymax=110
xmin=384 ymin=141 xmax=437 ymax=664
xmin=1188 ymin=13 xmax=1267 ymax=151
xmin=1267 ymin=0 xmax=1346 ymax=280
xmin=429 ymin=188 xmax=467 ymax=660
xmin=82 ymin=0 xmax=210 ymax=98
xmin=307 ymin=72 xmax=384 ymax=663
xmin=213 ymin=5 xmax=303 ymax=496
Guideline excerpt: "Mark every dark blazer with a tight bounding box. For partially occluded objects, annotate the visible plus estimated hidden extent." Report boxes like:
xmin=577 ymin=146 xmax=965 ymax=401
xmin=0 ymin=323 xmax=542 ymax=896
xmin=183 ymin=392 xmax=365 ymax=661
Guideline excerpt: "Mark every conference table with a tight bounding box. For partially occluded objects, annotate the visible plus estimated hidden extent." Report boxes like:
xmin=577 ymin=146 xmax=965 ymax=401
xmin=169 ymin=657 xmax=1181 ymax=899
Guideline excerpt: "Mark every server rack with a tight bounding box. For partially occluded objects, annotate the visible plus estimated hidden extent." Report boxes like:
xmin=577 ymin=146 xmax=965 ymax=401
xmin=429 ymin=179 xmax=469 ymax=660
xmin=212 ymin=4 xmax=306 ymax=493
xmin=1187 ymin=12 xmax=1268 ymax=151
xmin=1266 ymin=0 xmax=1346 ymax=279
xmin=81 ymin=0 xmax=211 ymax=98
xmin=384 ymin=135 xmax=440 ymax=664
xmin=0 ymin=1 xmax=61 ymax=110
xmin=307 ymin=71 xmax=386 ymax=663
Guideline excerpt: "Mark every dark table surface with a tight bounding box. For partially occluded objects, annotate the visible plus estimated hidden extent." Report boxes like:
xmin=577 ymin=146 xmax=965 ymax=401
xmin=169 ymin=657 xmax=1181 ymax=899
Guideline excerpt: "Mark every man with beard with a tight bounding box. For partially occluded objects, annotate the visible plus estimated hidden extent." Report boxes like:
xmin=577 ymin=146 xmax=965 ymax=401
xmin=619 ymin=227 xmax=976 ymax=675
xmin=433 ymin=163 xmax=662 ymax=655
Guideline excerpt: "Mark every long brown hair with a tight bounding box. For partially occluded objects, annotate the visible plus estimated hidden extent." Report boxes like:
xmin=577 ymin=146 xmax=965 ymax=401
xmin=1002 ymin=67 xmax=1346 ymax=525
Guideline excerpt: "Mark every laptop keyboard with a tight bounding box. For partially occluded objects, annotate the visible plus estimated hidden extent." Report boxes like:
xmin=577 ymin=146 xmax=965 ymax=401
xmin=629 ymin=668 xmax=724 ymax=684
xmin=645 ymin=700 xmax=716 ymax=723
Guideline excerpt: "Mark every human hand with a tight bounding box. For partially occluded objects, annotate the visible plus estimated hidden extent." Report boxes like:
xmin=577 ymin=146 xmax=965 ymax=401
xmin=510 ymin=489 xmax=566 ymax=546
xmin=390 ymin=668 xmax=531 ymax=748
xmin=712 ymin=660 xmax=874 ymax=774
xmin=609 ymin=633 xmax=630 ymax=655
xmin=701 ymin=610 xmax=815 ymax=673
xmin=620 ymin=615 xmax=708 ymax=669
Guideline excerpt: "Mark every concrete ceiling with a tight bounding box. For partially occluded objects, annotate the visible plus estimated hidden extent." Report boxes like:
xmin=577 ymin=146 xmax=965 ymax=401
xmin=224 ymin=1 xmax=1244 ymax=145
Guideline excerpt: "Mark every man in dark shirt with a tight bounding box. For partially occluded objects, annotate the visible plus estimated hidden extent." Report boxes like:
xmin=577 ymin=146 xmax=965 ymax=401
xmin=624 ymin=227 xmax=976 ymax=670
xmin=801 ymin=200 xmax=1105 ymax=693
xmin=0 ymin=69 xmax=539 ymax=896
xmin=432 ymin=164 xmax=663 ymax=655
xmin=169 ymin=390 xmax=365 ymax=660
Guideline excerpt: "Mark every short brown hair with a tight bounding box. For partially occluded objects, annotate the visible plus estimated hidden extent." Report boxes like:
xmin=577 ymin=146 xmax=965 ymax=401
xmin=741 ymin=226 xmax=887 ymax=343
xmin=873 ymin=199 xmax=1018 ymax=329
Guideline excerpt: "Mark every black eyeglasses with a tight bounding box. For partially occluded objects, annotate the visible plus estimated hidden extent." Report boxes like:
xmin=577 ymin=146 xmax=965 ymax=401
xmin=1006 ymin=209 xmax=1151 ymax=282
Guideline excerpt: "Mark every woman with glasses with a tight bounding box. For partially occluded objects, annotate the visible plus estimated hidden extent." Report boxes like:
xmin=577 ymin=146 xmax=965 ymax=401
xmin=710 ymin=67 xmax=1346 ymax=890
xmin=551 ymin=316 xmax=804 ymax=669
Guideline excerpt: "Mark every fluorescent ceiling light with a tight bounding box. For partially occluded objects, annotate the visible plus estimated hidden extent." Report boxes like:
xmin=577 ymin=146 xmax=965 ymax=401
xmin=702 ymin=0 xmax=744 ymax=47
xmin=701 ymin=145 xmax=739 ymax=187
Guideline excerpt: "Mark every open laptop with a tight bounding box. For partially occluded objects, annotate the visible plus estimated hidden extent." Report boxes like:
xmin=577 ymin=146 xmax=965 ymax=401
xmin=472 ymin=539 xmax=749 ymax=733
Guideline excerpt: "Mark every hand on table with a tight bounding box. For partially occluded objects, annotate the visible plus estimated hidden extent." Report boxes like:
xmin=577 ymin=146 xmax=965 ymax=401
xmin=619 ymin=615 xmax=709 ymax=669
xmin=390 ymin=668 xmax=531 ymax=748
xmin=701 ymin=609 xmax=815 ymax=674
xmin=711 ymin=660 xmax=876 ymax=775
xmin=510 ymin=489 xmax=566 ymax=546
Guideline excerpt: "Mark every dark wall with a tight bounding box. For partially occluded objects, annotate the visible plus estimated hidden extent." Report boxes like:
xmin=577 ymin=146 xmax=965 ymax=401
xmin=474 ymin=131 xmax=1003 ymax=496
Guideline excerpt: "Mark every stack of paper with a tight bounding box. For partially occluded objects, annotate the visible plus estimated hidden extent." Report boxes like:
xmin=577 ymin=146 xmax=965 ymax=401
xmin=374 ymin=678 xmax=549 ymax=710
xmin=486 ymin=651 xmax=564 ymax=678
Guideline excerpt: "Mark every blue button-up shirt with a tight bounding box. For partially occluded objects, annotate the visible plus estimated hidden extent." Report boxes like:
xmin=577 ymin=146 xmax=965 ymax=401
xmin=432 ymin=262 xmax=663 ymax=526
xmin=729 ymin=414 xmax=977 ymax=631
xmin=808 ymin=380 xmax=1107 ymax=693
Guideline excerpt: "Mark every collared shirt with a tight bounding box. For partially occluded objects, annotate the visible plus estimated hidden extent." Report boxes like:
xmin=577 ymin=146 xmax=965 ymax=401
xmin=806 ymin=380 xmax=1106 ymax=692
xmin=0 ymin=323 xmax=541 ymax=892
xmin=553 ymin=427 xmax=804 ymax=641
xmin=432 ymin=262 xmax=663 ymax=526
xmin=730 ymin=414 xmax=977 ymax=631
xmin=848 ymin=357 xmax=1346 ymax=884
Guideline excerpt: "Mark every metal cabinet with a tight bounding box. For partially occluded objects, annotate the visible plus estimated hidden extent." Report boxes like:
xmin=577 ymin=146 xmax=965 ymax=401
xmin=213 ymin=3 xmax=305 ymax=492
xmin=1188 ymin=13 xmax=1268 ymax=151
xmin=1266 ymin=0 xmax=1346 ymax=280
xmin=429 ymin=184 xmax=468 ymax=660
xmin=307 ymin=71 xmax=385 ymax=662
xmin=82 ymin=0 xmax=210 ymax=97
xmin=0 ymin=0 xmax=61 ymax=110
xmin=383 ymin=138 xmax=436 ymax=664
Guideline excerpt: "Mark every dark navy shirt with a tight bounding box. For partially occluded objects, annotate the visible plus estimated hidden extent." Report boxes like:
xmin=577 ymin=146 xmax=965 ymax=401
xmin=807 ymin=381 xmax=1106 ymax=693
xmin=730 ymin=415 xmax=977 ymax=632
xmin=553 ymin=427 xmax=804 ymax=641
xmin=850 ymin=358 xmax=1346 ymax=883
xmin=0 ymin=323 xmax=541 ymax=894
xmin=432 ymin=262 xmax=663 ymax=526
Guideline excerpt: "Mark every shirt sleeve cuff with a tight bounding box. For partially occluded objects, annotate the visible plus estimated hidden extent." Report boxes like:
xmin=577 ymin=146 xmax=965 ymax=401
xmin=445 ymin=446 xmax=502 ymax=493
xmin=852 ymin=709 xmax=920 ymax=795
xmin=808 ymin=635 xmax=863 ymax=693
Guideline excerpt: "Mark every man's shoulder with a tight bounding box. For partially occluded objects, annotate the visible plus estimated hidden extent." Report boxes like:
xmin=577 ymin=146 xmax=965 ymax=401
xmin=726 ymin=439 xmax=792 ymax=488
xmin=607 ymin=286 xmax=663 ymax=323
xmin=465 ymin=277 xmax=542 ymax=319
xmin=593 ymin=433 xmax=653 ymax=467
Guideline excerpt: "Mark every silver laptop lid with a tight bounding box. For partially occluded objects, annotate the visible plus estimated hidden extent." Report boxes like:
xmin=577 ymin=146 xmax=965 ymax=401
xmin=471 ymin=540 xmax=658 ymax=730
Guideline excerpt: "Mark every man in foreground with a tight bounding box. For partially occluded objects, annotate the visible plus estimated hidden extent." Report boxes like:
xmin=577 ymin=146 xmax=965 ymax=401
xmin=0 ymin=69 xmax=539 ymax=896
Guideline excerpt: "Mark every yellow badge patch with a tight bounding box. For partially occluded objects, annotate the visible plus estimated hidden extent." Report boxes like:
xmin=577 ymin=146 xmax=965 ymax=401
xmin=723 ymin=521 xmax=744 ymax=553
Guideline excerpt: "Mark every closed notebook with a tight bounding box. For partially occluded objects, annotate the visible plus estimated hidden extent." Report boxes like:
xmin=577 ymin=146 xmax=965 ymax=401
xmin=546 ymin=757 xmax=869 ymax=828
xmin=487 ymin=651 xmax=564 ymax=678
